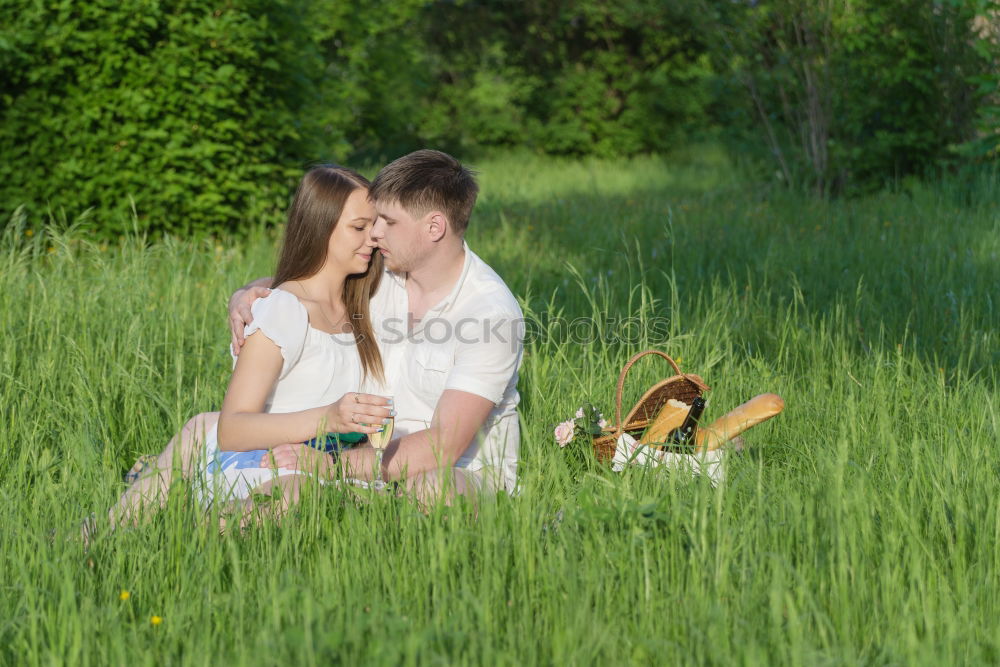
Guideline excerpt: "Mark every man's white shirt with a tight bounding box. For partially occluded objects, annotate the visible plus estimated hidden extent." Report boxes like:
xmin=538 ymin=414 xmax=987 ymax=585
xmin=367 ymin=243 xmax=523 ymax=491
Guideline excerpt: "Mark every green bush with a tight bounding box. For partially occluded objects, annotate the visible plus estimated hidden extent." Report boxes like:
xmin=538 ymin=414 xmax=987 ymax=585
xmin=413 ymin=0 xmax=718 ymax=157
xmin=303 ymin=0 xmax=435 ymax=162
xmin=1 ymin=0 xmax=995 ymax=234
xmin=835 ymin=0 xmax=987 ymax=187
xmin=290 ymin=0 xmax=1000 ymax=178
xmin=0 ymin=0 xmax=322 ymax=235
xmin=301 ymin=0 xmax=719 ymax=161
xmin=956 ymin=8 xmax=1000 ymax=161
xmin=711 ymin=0 xmax=993 ymax=194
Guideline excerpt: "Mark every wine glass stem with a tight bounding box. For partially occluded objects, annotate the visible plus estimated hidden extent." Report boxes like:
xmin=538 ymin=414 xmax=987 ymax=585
xmin=374 ymin=448 xmax=384 ymax=483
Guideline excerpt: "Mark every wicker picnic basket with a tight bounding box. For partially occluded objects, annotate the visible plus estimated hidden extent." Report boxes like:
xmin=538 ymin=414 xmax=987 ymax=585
xmin=593 ymin=350 xmax=710 ymax=462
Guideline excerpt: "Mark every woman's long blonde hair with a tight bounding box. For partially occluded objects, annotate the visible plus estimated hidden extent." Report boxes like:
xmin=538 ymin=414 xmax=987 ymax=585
xmin=272 ymin=166 xmax=384 ymax=384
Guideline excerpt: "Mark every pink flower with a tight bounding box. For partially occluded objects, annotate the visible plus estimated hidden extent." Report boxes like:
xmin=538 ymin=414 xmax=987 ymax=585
xmin=598 ymin=418 xmax=608 ymax=430
xmin=554 ymin=420 xmax=576 ymax=447
xmin=575 ymin=407 xmax=585 ymax=419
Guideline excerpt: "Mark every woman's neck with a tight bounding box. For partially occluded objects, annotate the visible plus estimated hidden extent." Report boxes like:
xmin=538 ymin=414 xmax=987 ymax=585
xmin=298 ymin=266 xmax=346 ymax=307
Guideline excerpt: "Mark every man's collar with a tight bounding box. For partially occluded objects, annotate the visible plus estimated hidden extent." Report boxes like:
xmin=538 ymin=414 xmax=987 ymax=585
xmin=385 ymin=266 xmax=406 ymax=286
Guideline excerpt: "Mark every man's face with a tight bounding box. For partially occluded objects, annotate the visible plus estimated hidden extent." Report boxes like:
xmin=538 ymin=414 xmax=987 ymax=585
xmin=371 ymin=199 xmax=427 ymax=273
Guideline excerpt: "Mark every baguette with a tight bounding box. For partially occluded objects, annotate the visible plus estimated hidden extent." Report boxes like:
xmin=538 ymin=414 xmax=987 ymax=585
xmin=695 ymin=393 xmax=784 ymax=452
xmin=639 ymin=398 xmax=692 ymax=445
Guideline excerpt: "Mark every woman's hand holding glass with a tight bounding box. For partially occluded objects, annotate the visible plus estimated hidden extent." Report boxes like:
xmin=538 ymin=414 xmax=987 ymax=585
xmin=324 ymin=393 xmax=393 ymax=435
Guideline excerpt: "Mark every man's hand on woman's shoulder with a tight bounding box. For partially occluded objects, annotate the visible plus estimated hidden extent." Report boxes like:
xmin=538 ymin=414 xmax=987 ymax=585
xmin=228 ymin=278 xmax=272 ymax=354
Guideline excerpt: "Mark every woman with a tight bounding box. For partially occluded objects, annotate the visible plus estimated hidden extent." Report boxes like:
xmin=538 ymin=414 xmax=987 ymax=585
xmin=104 ymin=165 xmax=393 ymax=532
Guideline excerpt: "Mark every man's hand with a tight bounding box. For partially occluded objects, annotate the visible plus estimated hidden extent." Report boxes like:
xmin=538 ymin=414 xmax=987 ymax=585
xmin=229 ymin=283 xmax=271 ymax=354
xmin=263 ymin=443 xmax=335 ymax=476
xmin=346 ymin=389 xmax=493 ymax=481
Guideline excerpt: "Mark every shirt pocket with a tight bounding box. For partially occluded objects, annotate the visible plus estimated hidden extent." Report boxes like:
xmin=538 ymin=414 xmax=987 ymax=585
xmin=411 ymin=346 xmax=453 ymax=399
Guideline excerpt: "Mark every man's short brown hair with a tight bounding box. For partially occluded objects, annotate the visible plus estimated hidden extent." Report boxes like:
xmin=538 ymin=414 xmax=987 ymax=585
xmin=370 ymin=149 xmax=479 ymax=234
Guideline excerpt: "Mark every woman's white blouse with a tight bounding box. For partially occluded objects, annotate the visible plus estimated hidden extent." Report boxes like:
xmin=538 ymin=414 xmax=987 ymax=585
xmin=237 ymin=288 xmax=364 ymax=414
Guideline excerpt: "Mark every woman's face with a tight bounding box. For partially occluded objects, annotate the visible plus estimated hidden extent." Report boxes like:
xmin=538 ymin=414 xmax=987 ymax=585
xmin=328 ymin=188 xmax=378 ymax=274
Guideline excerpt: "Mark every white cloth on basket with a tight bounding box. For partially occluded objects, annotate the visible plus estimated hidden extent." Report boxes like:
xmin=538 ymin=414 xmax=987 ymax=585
xmin=611 ymin=433 xmax=726 ymax=485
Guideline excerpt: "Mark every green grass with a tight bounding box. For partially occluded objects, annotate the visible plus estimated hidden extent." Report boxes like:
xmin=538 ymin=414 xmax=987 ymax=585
xmin=2 ymin=151 xmax=999 ymax=664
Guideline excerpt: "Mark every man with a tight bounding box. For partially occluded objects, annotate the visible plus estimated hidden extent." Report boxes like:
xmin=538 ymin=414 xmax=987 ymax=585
xmin=231 ymin=150 xmax=523 ymax=499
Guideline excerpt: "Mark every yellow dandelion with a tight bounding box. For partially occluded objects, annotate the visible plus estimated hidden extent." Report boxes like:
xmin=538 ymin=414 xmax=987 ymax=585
xmin=150 ymin=616 xmax=163 ymax=626
xmin=25 ymin=229 xmax=33 ymax=237
xmin=119 ymin=590 xmax=130 ymax=601
xmin=47 ymin=246 xmax=55 ymax=253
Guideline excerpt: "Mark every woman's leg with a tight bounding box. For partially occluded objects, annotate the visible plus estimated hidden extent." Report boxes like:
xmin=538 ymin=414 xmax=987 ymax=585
xmin=107 ymin=411 xmax=220 ymax=529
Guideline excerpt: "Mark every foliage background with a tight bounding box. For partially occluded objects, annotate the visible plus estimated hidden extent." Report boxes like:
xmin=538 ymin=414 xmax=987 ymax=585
xmin=2 ymin=2 xmax=999 ymax=662
xmin=3 ymin=153 xmax=998 ymax=664
xmin=0 ymin=0 xmax=997 ymax=232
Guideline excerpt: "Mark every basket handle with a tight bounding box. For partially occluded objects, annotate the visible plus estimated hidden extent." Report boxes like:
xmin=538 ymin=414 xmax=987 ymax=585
xmin=613 ymin=350 xmax=683 ymax=435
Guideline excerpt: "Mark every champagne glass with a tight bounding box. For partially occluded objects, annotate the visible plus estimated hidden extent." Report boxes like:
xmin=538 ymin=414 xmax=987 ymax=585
xmin=366 ymin=397 xmax=394 ymax=489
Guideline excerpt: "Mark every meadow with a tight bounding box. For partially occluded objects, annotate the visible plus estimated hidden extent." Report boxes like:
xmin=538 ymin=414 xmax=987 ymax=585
xmin=2 ymin=151 xmax=998 ymax=664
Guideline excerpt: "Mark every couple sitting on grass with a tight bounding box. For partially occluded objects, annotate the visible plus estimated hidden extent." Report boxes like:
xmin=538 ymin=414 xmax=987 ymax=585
xmin=106 ymin=149 xmax=523 ymax=532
